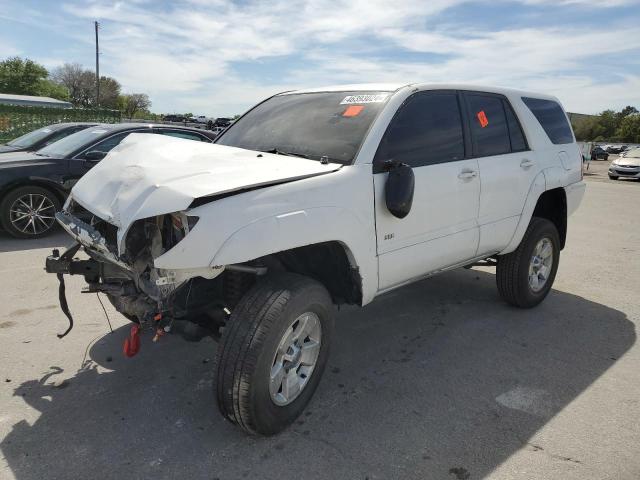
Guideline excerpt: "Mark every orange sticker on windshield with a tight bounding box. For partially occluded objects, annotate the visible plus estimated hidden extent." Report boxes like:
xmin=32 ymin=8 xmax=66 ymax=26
xmin=477 ymin=110 xmax=489 ymax=128
xmin=343 ymin=105 xmax=364 ymax=117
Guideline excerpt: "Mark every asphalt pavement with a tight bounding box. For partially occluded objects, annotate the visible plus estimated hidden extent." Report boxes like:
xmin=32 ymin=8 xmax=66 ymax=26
xmin=0 ymin=167 xmax=638 ymax=480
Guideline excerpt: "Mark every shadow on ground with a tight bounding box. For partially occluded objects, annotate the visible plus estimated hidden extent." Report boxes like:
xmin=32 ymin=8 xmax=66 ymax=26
xmin=0 ymin=228 xmax=69 ymax=253
xmin=1 ymin=269 xmax=635 ymax=480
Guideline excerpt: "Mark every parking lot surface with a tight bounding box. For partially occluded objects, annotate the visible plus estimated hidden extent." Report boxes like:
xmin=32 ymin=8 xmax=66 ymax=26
xmin=0 ymin=167 xmax=638 ymax=480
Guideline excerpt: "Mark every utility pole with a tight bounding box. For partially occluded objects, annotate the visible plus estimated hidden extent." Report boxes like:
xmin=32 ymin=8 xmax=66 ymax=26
xmin=95 ymin=21 xmax=100 ymax=107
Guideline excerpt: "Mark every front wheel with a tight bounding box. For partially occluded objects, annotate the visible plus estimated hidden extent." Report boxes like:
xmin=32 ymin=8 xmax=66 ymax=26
xmin=0 ymin=186 xmax=61 ymax=238
xmin=608 ymin=175 xmax=619 ymax=180
xmin=496 ymin=217 xmax=560 ymax=308
xmin=215 ymin=273 xmax=334 ymax=435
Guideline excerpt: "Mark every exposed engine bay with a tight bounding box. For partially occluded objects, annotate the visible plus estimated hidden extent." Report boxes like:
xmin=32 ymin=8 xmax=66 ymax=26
xmin=45 ymin=199 xmax=260 ymax=345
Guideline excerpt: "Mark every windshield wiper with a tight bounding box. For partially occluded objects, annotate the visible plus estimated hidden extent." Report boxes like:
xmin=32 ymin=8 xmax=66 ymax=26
xmin=263 ymin=148 xmax=309 ymax=159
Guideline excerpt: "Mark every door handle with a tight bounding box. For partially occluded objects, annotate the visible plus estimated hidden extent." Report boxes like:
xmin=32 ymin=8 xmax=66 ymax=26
xmin=458 ymin=170 xmax=477 ymax=180
xmin=520 ymin=159 xmax=535 ymax=169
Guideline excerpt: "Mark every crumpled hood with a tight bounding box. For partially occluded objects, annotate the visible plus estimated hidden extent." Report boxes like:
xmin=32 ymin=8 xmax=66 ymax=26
xmin=71 ymin=133 xmax=342 ymax=229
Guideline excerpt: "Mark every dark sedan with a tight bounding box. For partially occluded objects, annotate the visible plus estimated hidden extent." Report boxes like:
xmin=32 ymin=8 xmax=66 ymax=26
xmin=0 ymin=122 xmax=97 ymax=154
xmin=0 ymin=123 xmax=217 ymax=238
xmin=591 ymin=146 xmax=609 ymax=161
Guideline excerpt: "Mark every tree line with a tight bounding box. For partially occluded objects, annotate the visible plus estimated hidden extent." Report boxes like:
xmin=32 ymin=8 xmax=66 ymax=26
xmin=571 ymin=106 xmax=640 ymax=143
xmin=0 ymin=56 xmax=152 ymax=118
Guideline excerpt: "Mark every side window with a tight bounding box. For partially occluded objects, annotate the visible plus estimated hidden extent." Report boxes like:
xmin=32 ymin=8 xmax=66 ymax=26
xmin=87 ymin=132 xmax=131 ymax=154
xmin=374 ymin=92 xmax=464 ymax=169
xmin=466 ymin=94 xmax=510 ymax=157
xmin=503 ymin=100 xmax=527 ymax=152
xmin=522 ymin=97 xmax=573 ymax=144
xmin=160 ymin=130 xmax=206 ymax=142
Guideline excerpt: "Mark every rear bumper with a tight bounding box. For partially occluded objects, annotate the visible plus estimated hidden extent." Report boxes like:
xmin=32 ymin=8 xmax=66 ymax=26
xmin=565 ymin=181 xmax=586 ymax=217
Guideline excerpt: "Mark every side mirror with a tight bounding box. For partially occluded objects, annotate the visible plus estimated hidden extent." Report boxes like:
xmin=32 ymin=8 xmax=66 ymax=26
xmin=384 ymin=161 xmax=415 ymax=219
xmin=83 ymin=150 xmax=107 ymax=162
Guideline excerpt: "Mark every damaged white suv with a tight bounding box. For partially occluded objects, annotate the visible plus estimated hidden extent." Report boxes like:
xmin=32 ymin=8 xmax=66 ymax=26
xmin=45 ymin=84 xmax=586 ymax=435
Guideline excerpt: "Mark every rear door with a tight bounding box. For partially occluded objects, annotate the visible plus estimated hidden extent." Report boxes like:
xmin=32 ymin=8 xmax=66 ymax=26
xmin=374 ymin=90 xmax=480 ymax=290
xmin=462 ymin=92 xmax=536 ymax=255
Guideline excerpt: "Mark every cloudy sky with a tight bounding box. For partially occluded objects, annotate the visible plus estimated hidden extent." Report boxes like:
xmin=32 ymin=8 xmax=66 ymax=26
xmin=1 ymin=0 xmax=639 ymax=116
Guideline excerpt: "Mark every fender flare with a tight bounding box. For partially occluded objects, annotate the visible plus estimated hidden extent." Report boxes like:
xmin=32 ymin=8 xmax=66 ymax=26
xmin=500 ymin=171 xmax=546 ymax=255
xmin=211 ymin=206 xmax=378 ymax=304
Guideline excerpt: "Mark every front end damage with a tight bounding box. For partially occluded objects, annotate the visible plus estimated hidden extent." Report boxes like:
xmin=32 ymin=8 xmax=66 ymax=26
xmin=45 ymin=199 xmax=256 ymax=346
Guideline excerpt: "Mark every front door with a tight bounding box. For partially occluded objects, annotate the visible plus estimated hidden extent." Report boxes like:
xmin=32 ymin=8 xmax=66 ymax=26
xmin=373 ymin=91 xmax=480 ymax=291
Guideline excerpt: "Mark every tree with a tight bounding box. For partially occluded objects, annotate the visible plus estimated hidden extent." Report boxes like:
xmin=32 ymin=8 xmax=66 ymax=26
xmin=36 ymin=79 xmax=70 ymax=101
xmin=617 ymin=114 xmax=640 ymax=143
xmin=51 ymin=63 xmax=92 ymax=106
xmin=0 ymin=56 xmax=48 ymax=95
xmin=51 ymin=63 xmax=121 ymax=108
xmin=119 ymin=93 xmax=151 ymax=118
xmin=98 ymin=76 xmax=121 ymax=109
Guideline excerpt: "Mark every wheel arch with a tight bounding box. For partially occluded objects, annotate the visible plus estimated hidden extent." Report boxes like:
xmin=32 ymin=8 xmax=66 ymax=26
xmin=500 ymin=172 xmax=568 ymax=254
xmin=0 ymin=178 xmax=67 ymax=206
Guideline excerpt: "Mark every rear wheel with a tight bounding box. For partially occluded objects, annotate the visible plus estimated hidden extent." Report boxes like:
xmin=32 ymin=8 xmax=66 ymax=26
xmin=215 ymin=273 xmax=334 ymax=435
xmin=0 ymin=186 xmax=61 ymax=238
xmin=496 ymin=217 xmax=560 ymax=308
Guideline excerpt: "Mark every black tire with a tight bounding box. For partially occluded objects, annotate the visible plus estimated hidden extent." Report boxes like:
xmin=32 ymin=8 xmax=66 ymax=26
xmin=496 ymin=217 xmax=560 ymax=308
xmin=609 ymin=175 xmax=619 ymax=180
xmin=0 ymin=185 xmax=61 ymax=239
xmin=215 ymin=272 xmax=334 ymax=435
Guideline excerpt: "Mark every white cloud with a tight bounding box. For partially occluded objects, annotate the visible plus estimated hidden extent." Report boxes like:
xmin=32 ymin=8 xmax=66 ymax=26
xmin=51 ymin=0 xmax=640 ymax=114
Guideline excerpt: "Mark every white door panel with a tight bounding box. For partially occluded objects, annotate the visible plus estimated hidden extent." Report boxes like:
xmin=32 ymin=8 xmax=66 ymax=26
xmin=378 ymin=227 xmax=479 ymax=290
xmin=477 ymin=152 xmax=539 ymax=225
xmin=375 ymin=159 xmax=480 ymax=289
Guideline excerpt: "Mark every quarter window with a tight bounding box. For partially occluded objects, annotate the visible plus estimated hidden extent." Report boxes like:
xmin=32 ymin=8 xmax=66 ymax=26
xmin=522 ymin=97 xmax=573 ymax=144
xmin=374 ymin=92 xmax=465 ymax=169
xmin=466 ymin=94 xmax=511 ymax=157
xmin=504 ymin=101 xmax=527 ymax=152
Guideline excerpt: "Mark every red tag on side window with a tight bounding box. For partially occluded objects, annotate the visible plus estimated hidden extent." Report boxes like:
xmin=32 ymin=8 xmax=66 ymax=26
xmin=477 ymin=110 xmax=489 ymax=128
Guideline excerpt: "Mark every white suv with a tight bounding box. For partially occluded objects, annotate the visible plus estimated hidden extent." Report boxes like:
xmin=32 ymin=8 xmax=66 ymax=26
xmin=45 ymin=84 xmax=586 ymax=435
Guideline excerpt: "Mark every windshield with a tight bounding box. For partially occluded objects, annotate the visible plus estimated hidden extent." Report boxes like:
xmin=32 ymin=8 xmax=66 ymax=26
xmin=216 ymin=91 xmax=390 ymax=164
xmin=38 ymin=126 xmax=113 ymax=158
xmin=7 ymin=126 xmax=57 ymax=148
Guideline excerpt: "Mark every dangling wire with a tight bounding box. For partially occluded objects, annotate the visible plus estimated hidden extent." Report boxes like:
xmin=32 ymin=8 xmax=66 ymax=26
xmin=96 ymin=293 xmax=113 ymax=333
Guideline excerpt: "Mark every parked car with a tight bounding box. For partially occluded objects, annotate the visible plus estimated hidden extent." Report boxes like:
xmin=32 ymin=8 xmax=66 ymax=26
xmin=191 ymin=115 xmax=212 ymax=124
xmin=605 ymin=145 xmax=625 ymax=154
xmin=162 ymin=114 xmax=187 ymax=123
xmin=45 ymin=84 xmax=585 ymax=436
xmin=0 ymin=124 xmax=216 ymax=238
xmin=214 ymin=117 xmax=232 ymax=127
xmin=0 ymin=122 xmax=97 ymax=154
xmin=591 ymin=146 xmax=609 ymax=160
xmin=608 ymin=147 xmax=640 ymax=180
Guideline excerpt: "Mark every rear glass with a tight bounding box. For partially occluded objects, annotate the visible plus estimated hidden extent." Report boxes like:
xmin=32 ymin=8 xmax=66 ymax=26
xmin=522 ymin=97 xmax=573 ymax=144
xmin=216 ymin=91 xmax=389 ymax=164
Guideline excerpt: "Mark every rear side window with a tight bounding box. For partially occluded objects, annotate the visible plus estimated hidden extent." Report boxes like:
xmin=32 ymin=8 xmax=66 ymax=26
xmin=522 ymin=97 xmax=573 ymax=144
xmin=466 ymin=94 xmax=511 ymax=157
xmin=374 ymin=92 xmax=465 ymax=169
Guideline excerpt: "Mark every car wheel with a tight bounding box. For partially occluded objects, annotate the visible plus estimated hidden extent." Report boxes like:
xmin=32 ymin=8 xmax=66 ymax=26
xmin=609 ymin=175 xmax=619 ymax=180
xmin=215 ymin=272 xmax=334 ymax=435
xmin=0 ymin=186 xmax=61 ymax=239
xmin=496 ymin=217 xmax=560 ymax=308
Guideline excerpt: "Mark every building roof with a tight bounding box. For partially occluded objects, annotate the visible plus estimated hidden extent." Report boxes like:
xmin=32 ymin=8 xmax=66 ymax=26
xmin=0 ymin=93 xmax=73 ymax=109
